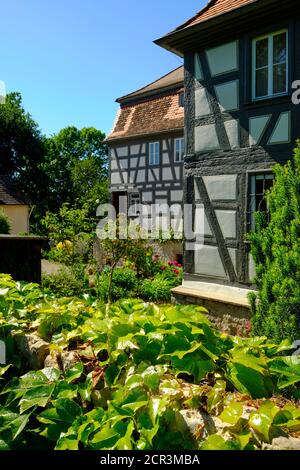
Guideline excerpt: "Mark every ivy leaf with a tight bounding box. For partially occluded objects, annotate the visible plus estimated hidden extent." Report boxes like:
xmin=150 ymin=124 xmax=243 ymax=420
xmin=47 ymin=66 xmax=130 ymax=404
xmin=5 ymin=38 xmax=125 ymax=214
xmin=172 ymin=357 xmax=216 ymax=382
xmin=219 ymin=402 xmax=243 ymax=426
xmin=249 ymin=401 xmax=278 ymax=443
xmin=54 ymin=398 xmax=82 ymax=424
xmin=55 ymin=436 xmax=79 ymax=450
xmin=201 ymin=434 xmax=240 ymax=450
xmin=226 ymin=353 xmax=274 ymax=398
xmin=269 ymin=356 xmax=300 ymax=389
xmin=65 ymin=363 xmax=84 ymax=383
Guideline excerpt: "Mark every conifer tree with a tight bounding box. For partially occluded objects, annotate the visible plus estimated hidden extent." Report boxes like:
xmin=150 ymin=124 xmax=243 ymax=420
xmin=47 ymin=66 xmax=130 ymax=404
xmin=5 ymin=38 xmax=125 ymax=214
xmin=249 ymin=142 xmax=300 ymax=342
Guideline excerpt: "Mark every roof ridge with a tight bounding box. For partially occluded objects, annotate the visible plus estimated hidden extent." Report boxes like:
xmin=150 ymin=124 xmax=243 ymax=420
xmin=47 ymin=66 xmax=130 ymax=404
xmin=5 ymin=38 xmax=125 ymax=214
xmin=173 ymin=0 xmax=217 ymax=32
xmin=163 ymin=0 xmax=258 ymax=35
xmin=116 ymin=66 xmax=184 ymax=103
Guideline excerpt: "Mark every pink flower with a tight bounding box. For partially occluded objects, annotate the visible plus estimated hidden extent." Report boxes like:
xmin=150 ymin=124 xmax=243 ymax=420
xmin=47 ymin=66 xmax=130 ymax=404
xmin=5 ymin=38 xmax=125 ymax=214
xmin=161 ymin=265 xmax=167 ymax=270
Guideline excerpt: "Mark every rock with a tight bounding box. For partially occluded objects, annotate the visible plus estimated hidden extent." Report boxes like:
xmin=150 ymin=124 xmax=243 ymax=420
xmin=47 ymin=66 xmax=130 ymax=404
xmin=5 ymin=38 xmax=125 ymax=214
xmin=180 ymin=409 xmax=216 ymax=438
xmin=14 ymin=333 xmax=50 ymax=370
xmin=44 ymin=350 xmax=80 ymax=370
xmin=263 ymin=436 xmax=300 ymax=451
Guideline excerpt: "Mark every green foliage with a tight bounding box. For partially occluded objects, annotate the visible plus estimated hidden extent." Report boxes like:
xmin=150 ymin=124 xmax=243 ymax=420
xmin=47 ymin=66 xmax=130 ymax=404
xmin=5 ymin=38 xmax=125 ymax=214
xmin=0 ymin=92 xmax=47 ymax=206
xmin=98 ymin=216 xmax=153 ymax=303
xmin=249 ymin=142 xmax=300 ymax=342
xmin=0 ymin=94 xmax=108 ymax=233
xmin=0 ymin=210 xmax=11 ymax=234
xmin=41 ymin=204 xmax=93 ymax=247
xmin=138 ymin=275 xmax=175 ymax=302
xmin=42 ymin=126 xmax=108 ymax=218
xmin=42 ymin=268 xmax=87 ymax=298
xmin=95 ymin=268 xmax=138 ymax=302
xmin=0 ymin=274 xmax=300 ymax=450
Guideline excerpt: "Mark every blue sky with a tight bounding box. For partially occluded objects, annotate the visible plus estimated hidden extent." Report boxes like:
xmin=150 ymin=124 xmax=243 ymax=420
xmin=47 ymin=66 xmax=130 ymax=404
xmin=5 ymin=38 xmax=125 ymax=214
xmin=0 ymin=0 xmax=206 ymax=137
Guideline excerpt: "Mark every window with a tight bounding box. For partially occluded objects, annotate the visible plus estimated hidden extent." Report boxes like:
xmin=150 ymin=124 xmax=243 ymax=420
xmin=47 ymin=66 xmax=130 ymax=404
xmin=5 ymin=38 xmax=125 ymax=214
xmin=149 ymin=142 xmax=160 ymax=166
xmin=248 ymin=173 xmax=274 ymax=230
xmin=252 ymin=30 xmax=288 ymax=100
xmin=129 ymin=193 xmax=140 ymax=216
xmin=179 ymin=92 xmax=184 ymax=107
xmin=174 ymin=138 xmax=185 ymax=162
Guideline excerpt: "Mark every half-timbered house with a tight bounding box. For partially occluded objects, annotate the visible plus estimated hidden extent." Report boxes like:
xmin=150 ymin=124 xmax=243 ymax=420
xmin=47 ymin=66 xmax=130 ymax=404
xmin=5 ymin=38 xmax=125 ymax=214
xmin=155 ymin=0 xmax=300 ymax=310
xmin=107 ymin=67 xmax=185 ymax=260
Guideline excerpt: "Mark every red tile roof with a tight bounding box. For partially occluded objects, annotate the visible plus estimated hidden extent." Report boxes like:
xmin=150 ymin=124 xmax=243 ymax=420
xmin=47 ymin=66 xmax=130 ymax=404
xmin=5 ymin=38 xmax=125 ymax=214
xmin=107 ymin=91 xmax=184 ymax=142
xmin=174 ymin=0 xmax=258 ymax=31
xmin=107 ymin=68 xmax=184 ymax=142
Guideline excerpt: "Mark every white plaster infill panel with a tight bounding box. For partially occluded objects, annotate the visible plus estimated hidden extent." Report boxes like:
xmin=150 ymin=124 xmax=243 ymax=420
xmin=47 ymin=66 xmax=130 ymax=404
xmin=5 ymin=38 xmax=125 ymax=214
xmin=116 ymin=146 xmax=128 ymax=157
xmin=111 ymin=172 xmax=122 ymax=185
xmin=224 ymin=119 xmax=240 ymax=149
xmin=215 ymin=210 xmax=237 ymax=239
xmin=162 ymin=168 xmax=173 ymax=181
xmin=110 ymin=159 xmax=118 ymax=171
xmin=203 ymin=175 xmax=237 ymax=201
xmin=195 ymin=124 xmax=220 ymax=152
xmin=163 ymin=154 xmax=170 ymax=165
xmin=194 ymin=245 xmax=226 ymax=278
xmin=268 ymin=111 xmax=291 ymax=145
xmin=174 ymin=167 xmax=181 ymax=180
xmin=204 ymin=213 xmax=212 ymax=236
xmin=130 ymin=157 xmax=138 ymax=168
xmin=142 ymin=192 xmax=153 ymax=203
xmin=195 ymin=87 xmax=211 ymax=117
xmin=249 ymin=254 xmax=256 ymax=282
xmin=194 ymin=53 xmax=203 ymax=81
xmin=215 ymin=81 xmax=239 ymax=112
xmin=136 ymin=170 xmax=146 ymax=184
xmin=119 ymin=159 xmax=128 ymax=170
xmin=249 ymin=115 xmax=271 ymax=146
xmin=170 ymin=190 xmax=183 ymax=202
xmin=130 ymin=144 xmax=140 ymax=155
xmin=129 ymin=171 xmax=135 ymax=184
xmin=206 ymin=41 xmax=238 ymax=76
xmin=228 ymin=248 xmax=237 ymax=274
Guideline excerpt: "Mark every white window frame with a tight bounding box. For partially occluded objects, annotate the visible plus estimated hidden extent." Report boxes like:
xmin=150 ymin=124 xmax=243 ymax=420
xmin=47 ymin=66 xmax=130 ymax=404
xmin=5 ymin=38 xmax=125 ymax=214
xmin=252 ymin=29 xmax=288 ymax=101
xmin=129 ymin=192 xmax=140 ymax=216
xmin=248 ymin=173 xmax=274 ymax=231
xmin=149 ymin=141 xmax=160 ymax=166
xmin=174 ymin=138 xmax=185 ymax=162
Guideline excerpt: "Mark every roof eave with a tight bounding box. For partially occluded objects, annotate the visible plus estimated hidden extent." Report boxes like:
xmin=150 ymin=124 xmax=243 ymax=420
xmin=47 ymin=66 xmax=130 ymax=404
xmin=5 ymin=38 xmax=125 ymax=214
xmin=116 ymin=82 xmax=184 ymax=105
xmin=154 ymin=0 xmax=280 ymax=55
xmin=106 ymin=126 xmax=184 ymax=144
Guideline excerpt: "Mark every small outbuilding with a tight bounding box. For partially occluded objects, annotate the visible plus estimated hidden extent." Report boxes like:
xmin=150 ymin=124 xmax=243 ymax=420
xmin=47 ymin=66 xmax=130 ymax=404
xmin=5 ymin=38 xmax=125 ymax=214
xmin=0 ymin=176 xmax=30 ymax=234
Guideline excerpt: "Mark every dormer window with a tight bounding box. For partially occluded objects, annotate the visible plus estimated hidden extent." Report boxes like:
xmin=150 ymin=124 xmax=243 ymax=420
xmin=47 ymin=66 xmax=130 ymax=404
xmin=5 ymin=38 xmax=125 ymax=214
xmin=252 ymin=30 xmax=288 ymax=100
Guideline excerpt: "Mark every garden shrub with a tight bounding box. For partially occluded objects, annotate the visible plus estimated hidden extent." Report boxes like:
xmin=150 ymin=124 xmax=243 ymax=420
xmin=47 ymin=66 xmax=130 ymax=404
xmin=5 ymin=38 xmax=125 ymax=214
xmin=249 ymin=142 xmax=300 ymax=342
xmin=0 ymin=210 xmax=11 ymax=234
xmin=95 ymin=267 xmax=137 ymax=302
xmin=138 ymin=274 xmax=174 ymax=302
xmin=42 ymin=268 xmax=87 ymax=297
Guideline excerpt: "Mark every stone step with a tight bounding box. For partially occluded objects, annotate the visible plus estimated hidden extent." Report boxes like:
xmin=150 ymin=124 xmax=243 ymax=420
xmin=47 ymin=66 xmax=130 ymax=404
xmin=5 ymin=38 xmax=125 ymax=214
xmin=172 ymin=281 xmax=254 ymax=309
